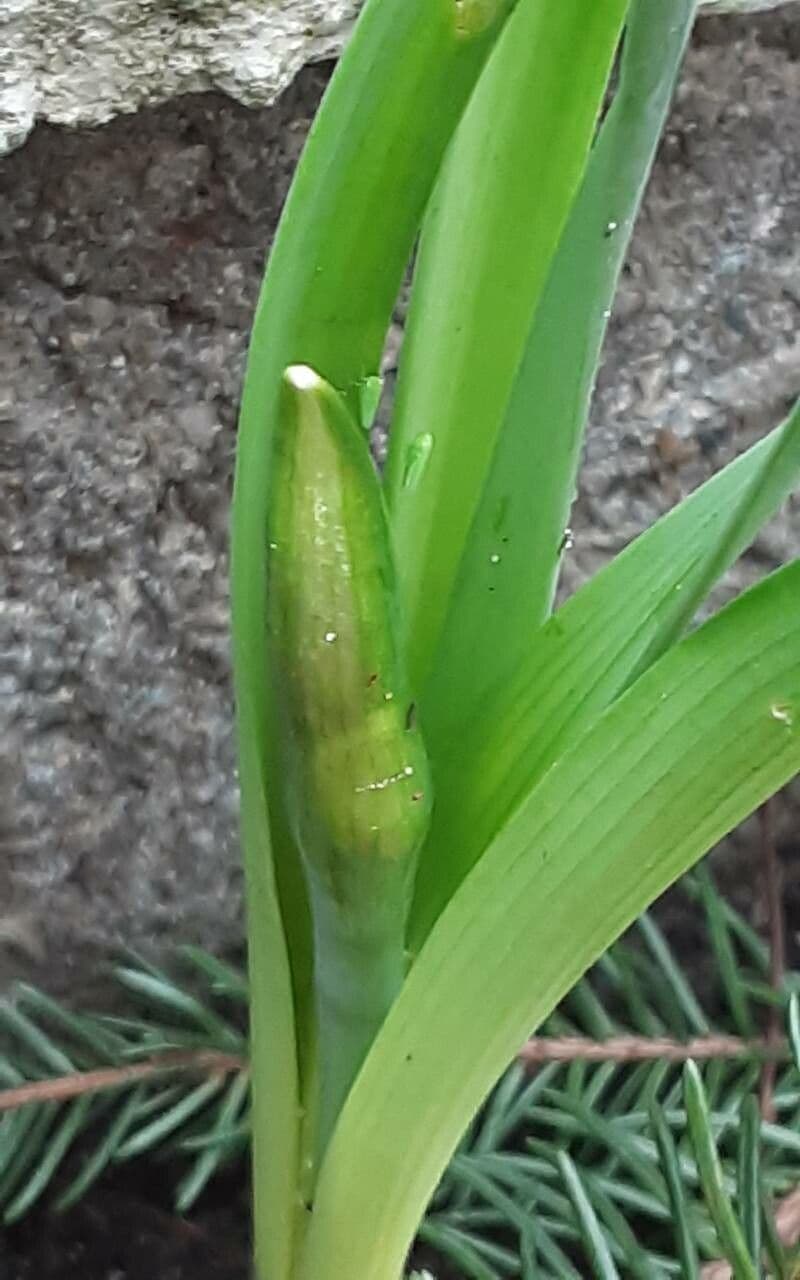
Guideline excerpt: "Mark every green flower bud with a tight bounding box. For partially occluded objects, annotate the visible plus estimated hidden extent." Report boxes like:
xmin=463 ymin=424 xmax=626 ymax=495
xmin=267 ymin=364 xmax=433 ymax=1156
xmin=267 ymin=365 xmax=432 ymax=907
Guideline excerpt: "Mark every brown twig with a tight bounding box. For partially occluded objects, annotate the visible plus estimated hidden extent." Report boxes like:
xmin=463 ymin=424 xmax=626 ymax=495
xmin=0 ymin=1034 xmax=789 ymax=1115
xmin=759 ymin=798 xmax=786 ymax=1122
xmin=0 ymin=1050 xmax=246 ymax=1112
xmin=517 ymin=1033 xmax=790 ymax=1066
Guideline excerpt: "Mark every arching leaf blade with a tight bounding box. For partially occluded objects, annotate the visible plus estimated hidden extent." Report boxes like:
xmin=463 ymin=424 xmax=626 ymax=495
xmin=427 ymin=0 xmax=697 ymax=745
xmin=303 ymin=560 xmax=800 ymax=1280
xmin=385 ymin=0 xmax=628 ymax=690
xmin=411 ymin=398 xmax=800 ymax=945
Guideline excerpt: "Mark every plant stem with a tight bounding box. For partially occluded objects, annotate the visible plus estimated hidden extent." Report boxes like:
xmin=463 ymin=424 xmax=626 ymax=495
xmin=310 ymin=880 xmax=406 ymax=1166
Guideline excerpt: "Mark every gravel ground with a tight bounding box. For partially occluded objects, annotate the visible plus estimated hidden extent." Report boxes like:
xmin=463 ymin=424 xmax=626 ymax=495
xmin=0 ymin=12 xmax=799 ymax=995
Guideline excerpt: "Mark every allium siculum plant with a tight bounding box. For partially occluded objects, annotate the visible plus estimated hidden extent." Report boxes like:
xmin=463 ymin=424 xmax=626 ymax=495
xmin=230 ymin=1 xmax=800 ymax=1277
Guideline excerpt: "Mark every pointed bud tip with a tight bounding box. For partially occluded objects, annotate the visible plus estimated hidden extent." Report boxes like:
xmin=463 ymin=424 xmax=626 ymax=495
xmin=285 ymin=364 xmax=322 ymax=392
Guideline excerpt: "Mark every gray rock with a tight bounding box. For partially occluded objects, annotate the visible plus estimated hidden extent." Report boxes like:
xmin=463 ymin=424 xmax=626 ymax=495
xmin=0 ymin=11 xmax=799 ymax=994
xmin=0 ymin=0 xmax=792 ymax=158
xmin=0 ymin=0 xmax=355 ymax=156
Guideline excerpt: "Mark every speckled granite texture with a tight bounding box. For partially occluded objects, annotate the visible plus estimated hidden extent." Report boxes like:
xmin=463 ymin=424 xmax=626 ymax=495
xmin=0 ymin=0 xmax=790 ymax=158
xmin=0 ymin=0 xmax=355 ymax=155
xmin=1 ymin=12 xmax=799 ymax=992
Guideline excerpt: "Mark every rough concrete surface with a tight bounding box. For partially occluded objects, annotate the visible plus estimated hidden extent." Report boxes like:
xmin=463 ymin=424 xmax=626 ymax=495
xmin=0 ymin=13 xmax=799 ymax=994
xmin=0 ymin=0 xmax=355 ymax=156
xmin=2 ymin=1 xmax=785 ymax=160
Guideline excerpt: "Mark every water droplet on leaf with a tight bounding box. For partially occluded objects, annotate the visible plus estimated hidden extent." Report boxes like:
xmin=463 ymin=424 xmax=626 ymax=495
xmin=771 ymin=703 xmax=793 ymax=726
xmin=324 ymin=631 xmax=338 ymax=644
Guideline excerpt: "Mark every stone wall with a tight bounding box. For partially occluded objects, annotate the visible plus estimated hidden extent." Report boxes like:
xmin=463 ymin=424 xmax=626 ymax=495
xmin=1 ymin=10 xmax=799 ymax=994
xmin=0 ymin=1 xmax=355 ymax=155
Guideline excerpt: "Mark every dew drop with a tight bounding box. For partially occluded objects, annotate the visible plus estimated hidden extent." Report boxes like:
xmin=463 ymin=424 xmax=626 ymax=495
xmin=489 ymin=553 xmax=501 ymax=566
xmin=605 ymin=220 xmax=619 ymax=236
xmin=324 ymin=631 xmax=338 ymax=644
xmin=269 ymin=541 xmax=278 ymax=551
xmin=602 ymin=308 xmax=612 ymax=320
xmin=559 ymin=527 xmax=574 ymax=553
xmin=771 ymin=703 xmax=793 ymax=726
xmin=384 ymin=691 xmax=394 ymax=701
xmin=402 ymin=433 xmax=435 ymax=491
xmin=403 ymin=765 xmax=414 ymax=777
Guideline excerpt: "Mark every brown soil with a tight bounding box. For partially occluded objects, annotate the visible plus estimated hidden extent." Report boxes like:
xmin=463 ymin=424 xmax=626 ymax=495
xmin=0 ymin=1162 xmax=251 ymax=1280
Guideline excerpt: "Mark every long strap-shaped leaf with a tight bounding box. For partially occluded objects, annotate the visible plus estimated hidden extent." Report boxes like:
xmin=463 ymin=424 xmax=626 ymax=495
xmin=411 ymin=399 xmax=800 ymax=944
xmin=231 ymin=4 xmax=519 ymax=1276
xmin=385 ymin=0 xmax=629 ymax=690
xmin=426 ymin=0 xmax=697 ymax=741
xmin=302 ymin=559 xmax=800 ymax=1280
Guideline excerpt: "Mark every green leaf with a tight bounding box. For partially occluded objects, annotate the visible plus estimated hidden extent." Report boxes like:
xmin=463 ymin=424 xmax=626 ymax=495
xmin=0 ymin=1103 xmax=58 ymax=1204
xmin=3 ymin=1097 xmax=93 ymax=1223
xmin=683 ymin=873 xmax=770 ymax=973
xmin=301 ymin=561 xmax=800 ymax=1280
xmin=176 ymin=1070 xmax=250 ymax=1212
xmin=581 ymin=1175 xmax=658 ymax=1279
xmin=55 ymin=1086 xmax=147 ymax=1212
xmin=761 ymin=1193 xmax=791 ymax=1280
xmin=411 ymin=398 xmax=800 ymax=945
xmin=636 ymin=914 xmax=711 ymax=1037
xmin=385 ymin=0 xmax=628 ymax=690
xmin=231 ymin=3 xmax=519 ymax=1274
xmin=113 ymin=967 xmax=241 ymax=1052
xmin=14 ymin=985 xmax=126 ymax=1065
xmin=533 ymin=1094 xmax=665 ymax=1202
xmin=737 ymin=1094 xmax=762 ymax=1267
xmin=426 ymin=0 xmax=696 ymax=745
xmin=788 ymin=994 xmax=800 ymax=1072
xmin=178 ymin=946 xmax=249 ymax=1003
xmin=650 ymin=1102 xmax=700 ymax=1280
xmin=448 ymin=1155 xmax=539 ymax=1274
xmin=418 ymin=1219 xmax=500 ymax=1280
xmin=533 ymin=1225 xmax=583 ymax=1280
xmin=683 ymin=1061 xmax=758 ymax=1278
xmin=600 ymin=947 xmax=664 ymax=1036
xmin=694 ymin=866 xmax=756 ymax=1039
xmin=114 ymin=1076 xmax=225 ymax=1161
xmin=556 ymin=1151 xmax=621 ymax=1280
xmin=0 ymin=1000 xmax=74 ymax=1075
